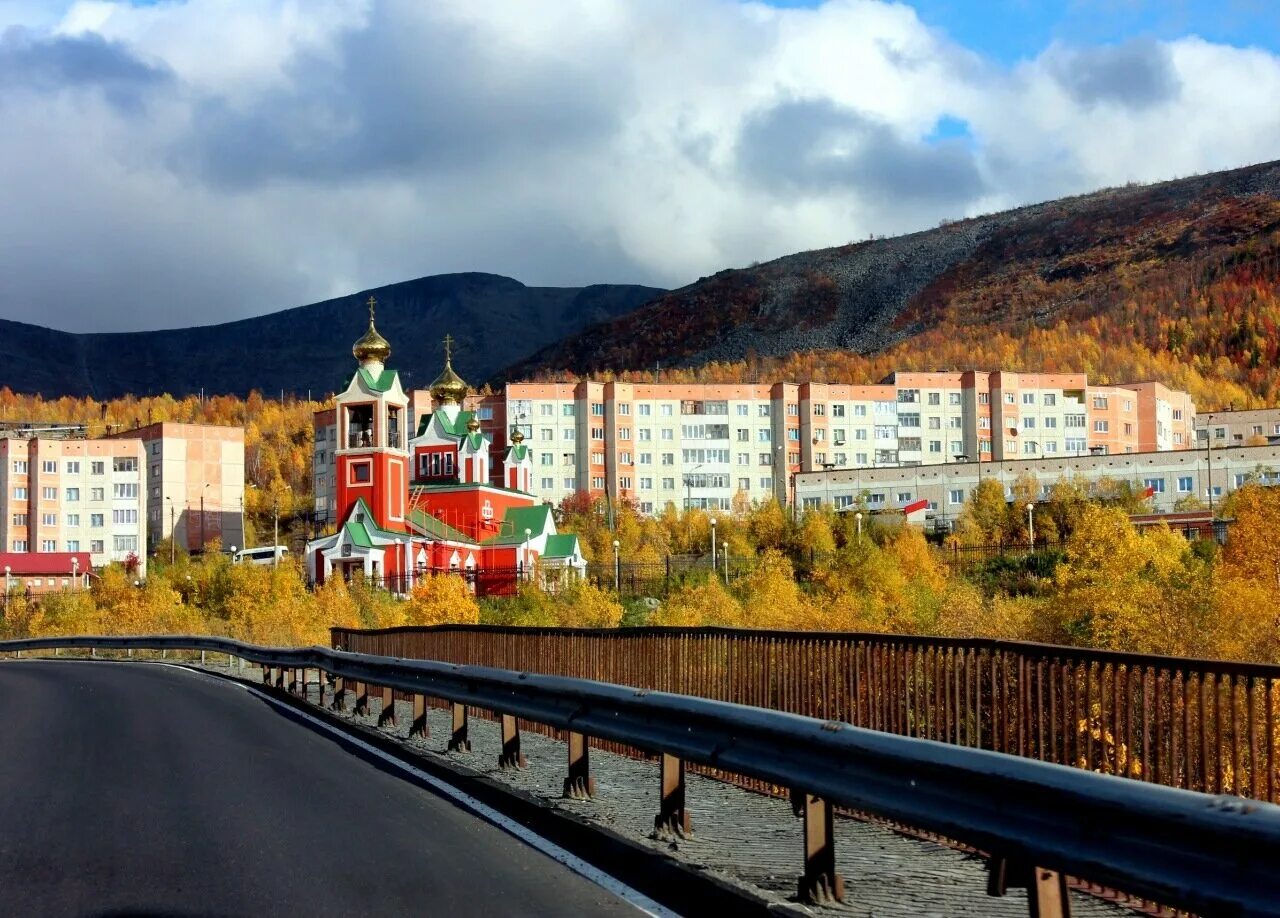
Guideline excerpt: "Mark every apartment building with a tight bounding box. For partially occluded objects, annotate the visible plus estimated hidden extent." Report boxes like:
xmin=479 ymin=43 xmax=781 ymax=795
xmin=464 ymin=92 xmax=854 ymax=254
xmin=795 ymin=443 xmax=1280 ymax=522
xmin=313 ymin=371 xmax=1196 ymax=515
xmin=1193 ymin=407 xmax=1280 ymax=447
xmin=0 ymin=434 xmax=147 ymax=574
xmin=126 ymin=423 xmax=245 ymax=553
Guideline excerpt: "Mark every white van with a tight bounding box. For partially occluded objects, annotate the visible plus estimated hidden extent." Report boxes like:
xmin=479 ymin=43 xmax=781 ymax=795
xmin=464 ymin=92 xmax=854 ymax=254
xmin=233 ymin=546 xmax=290 ymax=566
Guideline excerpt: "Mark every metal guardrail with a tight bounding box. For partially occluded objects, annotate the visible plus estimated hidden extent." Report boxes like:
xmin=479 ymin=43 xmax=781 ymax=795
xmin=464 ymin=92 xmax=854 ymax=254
xmin=3 ymin=634 xmax=1280 ymax=916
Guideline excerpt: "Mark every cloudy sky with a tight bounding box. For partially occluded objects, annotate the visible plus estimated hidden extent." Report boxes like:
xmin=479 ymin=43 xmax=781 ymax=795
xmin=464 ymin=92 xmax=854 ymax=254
xmin=3 ymin=0 xmax=1279 ymax=332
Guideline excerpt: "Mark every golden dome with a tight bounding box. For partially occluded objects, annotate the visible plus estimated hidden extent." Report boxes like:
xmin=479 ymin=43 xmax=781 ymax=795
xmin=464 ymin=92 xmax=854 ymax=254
xmin=430 ymin=333 xmax=468 ymax=404
xmin=353 ymin=295 xmax=391 ymax=365
xmin=466 ymin=416 xmax=481 ymax=433
xmin=510 ymin=429 xmax=525 ymax=444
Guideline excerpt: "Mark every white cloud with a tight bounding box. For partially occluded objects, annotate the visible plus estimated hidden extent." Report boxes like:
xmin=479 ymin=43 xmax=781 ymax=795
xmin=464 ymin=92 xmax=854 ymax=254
xmin=0 ymin=0 xmax=1278 ymax=331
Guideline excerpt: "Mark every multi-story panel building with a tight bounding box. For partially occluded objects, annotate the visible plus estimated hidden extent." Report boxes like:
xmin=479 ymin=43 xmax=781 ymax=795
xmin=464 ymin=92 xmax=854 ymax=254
xmin=1193 ymin=407 xmax=1280 ymax=447
xmin=127 ymin=423 xmax=245 ymax=554
xmin=313 ymin=369 xmax=1197 ymax=516
xmin=0 ymin=434 xmax=147 ymax=574
xmin=796 ymin=443 xmax=1280 ymax=523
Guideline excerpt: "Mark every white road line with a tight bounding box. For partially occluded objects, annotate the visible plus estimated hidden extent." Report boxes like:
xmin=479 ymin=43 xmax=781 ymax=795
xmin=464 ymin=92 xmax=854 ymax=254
xmin=156 ymin=661 xmax=679 ymax=918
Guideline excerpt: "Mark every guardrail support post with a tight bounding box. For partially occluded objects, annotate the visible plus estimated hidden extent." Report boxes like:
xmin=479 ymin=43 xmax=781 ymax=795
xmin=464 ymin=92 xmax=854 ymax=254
xmin=498 ymin=714 xmax=526 ymax=769
xmin=410 ymin=695 xmax=430 ymax=738
xmin=378 ymin=686 xmax=397 ymax=728
xmin=200 ymin=650 xmax=206 ymax=666
xmin=285 ymin=668 xmax=296 ymax=694
xmin=795 ymin=791 xmax=844 ymax=904
xmin=447 ymin=703 xmax=471 ymax=753
xmin=329 ymin=676 xmax=345 ymax=711
xmin=654 ymin=753 xmax=690 ymax=837
xmin=353 ymin=681 xmax=369 ymax=716
xmin=987 ymin=858 xmax=1070 ymax=918
xmin=563 ymin=732 xmax=596 ymax=798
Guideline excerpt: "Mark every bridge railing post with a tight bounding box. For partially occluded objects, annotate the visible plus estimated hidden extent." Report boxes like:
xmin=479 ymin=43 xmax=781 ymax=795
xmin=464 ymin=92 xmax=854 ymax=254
xmin=353 ymin=681 xmax=369 ymax=716
xmin=378 ymin=686 xmax=397 ymax=728
xmin=564 ymin=731 xmax=595 ymax=798
xmin=987 ymin=856 xmax=1070 ymax=918
xmin=447 ymin=703 xmax=471 ymax=753
xmin=329 ymin=676 xmax=346 ymax=711
xmin=498 ymin=714 xmax=526 ymax=769
xmin=410 ymin=695 xmax=430 ymax=738
xmin=793 ymin=789 xmax=844 ymax=904
xmin=654 ymin=753 xmax=690 ymax=837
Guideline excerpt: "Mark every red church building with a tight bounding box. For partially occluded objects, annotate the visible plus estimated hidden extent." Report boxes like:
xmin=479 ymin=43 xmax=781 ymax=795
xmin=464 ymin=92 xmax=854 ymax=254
xmin=304 ymin=301 xmax=585 ymax=596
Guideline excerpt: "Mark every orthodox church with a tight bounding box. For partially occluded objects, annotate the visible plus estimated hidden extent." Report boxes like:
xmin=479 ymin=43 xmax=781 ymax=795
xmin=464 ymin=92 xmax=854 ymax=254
xmin=304 ymin=300 xmax=585 ymax=596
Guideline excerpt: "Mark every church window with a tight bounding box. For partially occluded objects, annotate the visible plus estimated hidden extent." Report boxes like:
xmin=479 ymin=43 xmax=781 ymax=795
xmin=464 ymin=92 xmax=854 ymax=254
xmin=352 ymin=462 xmax=371 ymax=484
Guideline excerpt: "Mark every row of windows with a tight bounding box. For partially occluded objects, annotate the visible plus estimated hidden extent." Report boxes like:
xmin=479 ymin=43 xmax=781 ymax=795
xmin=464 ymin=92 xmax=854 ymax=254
xmin=9 ymin=485 xmax=136 ymax=501
xmin=10 ymin=539 xmax=107 ymax=553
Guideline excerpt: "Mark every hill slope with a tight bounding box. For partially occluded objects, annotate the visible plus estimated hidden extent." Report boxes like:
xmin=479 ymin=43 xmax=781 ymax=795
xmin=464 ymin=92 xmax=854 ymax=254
xmin=0 ymin=274 xmax=662 ymax=399
xmin=507 ymin=160 xmax=1280 ymax=407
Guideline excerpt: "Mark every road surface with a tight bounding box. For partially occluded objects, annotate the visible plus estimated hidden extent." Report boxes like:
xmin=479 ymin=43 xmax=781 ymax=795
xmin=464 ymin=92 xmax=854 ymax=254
xmin=0 ymin=660 xmax=649 ymax=916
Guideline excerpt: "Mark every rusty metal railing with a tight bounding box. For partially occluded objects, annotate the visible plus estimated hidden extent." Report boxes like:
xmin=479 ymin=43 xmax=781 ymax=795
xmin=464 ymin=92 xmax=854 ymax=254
xmin=331 ymin=626 xmax=1280 ymax=806
xmin=3 ymin=633 xmax=1279 ymax=916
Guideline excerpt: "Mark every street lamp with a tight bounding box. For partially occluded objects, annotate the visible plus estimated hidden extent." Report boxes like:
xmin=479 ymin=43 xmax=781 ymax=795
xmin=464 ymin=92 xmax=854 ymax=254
xmin=166 ymin=496 xmax=177 ymax=564
xmin=71 ymin=556 xmax=79 ymax=591
xmin=709 ymin=518 xmax=717 ymax=570
xmin=524 ymin=528 xmax=533 ymax=582
xmin=684 ymin=463 xmax=704 ymax=512
xmin=200 ymin=482 xmax=211 ymax=554
xmin=3 ymin=565 xmax=10 ymax=608
xmin=855 ymin=511 xmax=863 ymax=541
xmin=1205 ymin=414 xmax=1215 ymax=515
xmin=612 ymin=539 xmax=621 ymax=592
xmin=722 ymin=540 xmax=728 ymax=582
xmin=1026 ymin=502 xmax=1035 ymax=549
xmin=274 ymin=485 xmax=291 ymax=567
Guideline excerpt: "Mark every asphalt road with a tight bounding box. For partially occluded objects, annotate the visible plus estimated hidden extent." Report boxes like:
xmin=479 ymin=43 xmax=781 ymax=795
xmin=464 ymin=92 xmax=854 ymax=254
xmin=0 ymin=660 xmax=648 ymax=917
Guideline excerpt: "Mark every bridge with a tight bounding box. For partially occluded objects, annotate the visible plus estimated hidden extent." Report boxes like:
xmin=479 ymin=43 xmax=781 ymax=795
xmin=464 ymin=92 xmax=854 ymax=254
xmin=1 ymin=634 xmax=1278 ymax=916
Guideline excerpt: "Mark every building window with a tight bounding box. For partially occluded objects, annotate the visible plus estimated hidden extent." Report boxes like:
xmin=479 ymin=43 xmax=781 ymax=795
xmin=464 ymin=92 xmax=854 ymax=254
xmin=619 ymin=477 xmax=632 ymax=490
xmin=1044 ymin=394 xmax=1056 ymax=406
xmin=90 ymin=540 xmax=104 ymax=553
xmin=591 ymin=477 xmax=605 ymax=490
xmin=41 ymin=513 xmax=56 ymax=526
xmin=1124 ymin=422 xmax=1133 ymax=435
xmin=113 ymin=536 xmax=138 ymax=553
xmin=662 ymin=477 xmax=675 ymax=490
xmin=897 ymin=389 xmax=919 ymax=404
xmin=11 ymin=540 xmax=28 ymax=552
xmin=113 ymin=483 xmax=138 ymax=499
xmin=41 ymin=460 xmax=57 ymax=473
xmin=42 ymin=487 xmax=56 ymax=500
xmin=813 ymin=404 xmax=826 ymax=416
xmin=639 ymin=404 xmax=651 ymax=416
xmin=66 ymin=487 xmax=80 ymax=501
xmin=1094 ymin=421 xmax=1109 ymax=433
xmin=12 ymin=460 xmax=28 ymax=474
xmin=91 ymin=461 xmax=104 ymax=475
xmin=66 ymin=540 xmax=80 ymax=552
xmin=759 ymin=453 xmax=772 ymax=466
xmin=760 ymin=477 xmax=773 ymax=490
xmin=13 ymin=487 xmax=27 ymax=500
xmin=1143 ymin=478 xmax=1166 ymax=494
xmin=1004 ymin=393 xmax=1015 ymax=404
xmin=591 ymin=403 xmax=604 ymax=416
xmin=949 ymin=489 xmax=964 ymax=505
xmin=41 ymin=540 xmax=56 ymax=552
xmin=786 ymin=404 xmax=799 ymax=416
xmin=1177 ymin=476 xmax=1193 ymax=493
xmin=112 ymin=509 xmax=139 ymax=524
xmin=113 ymin=458 xmax=138 ymax=473
xmin=640 ymin=477 xmax=653 ymax=490
xmin=1092 ymin=396 xmax=1108 ymax=409
xmin=540 ymin=453 xmax=553 ymax=466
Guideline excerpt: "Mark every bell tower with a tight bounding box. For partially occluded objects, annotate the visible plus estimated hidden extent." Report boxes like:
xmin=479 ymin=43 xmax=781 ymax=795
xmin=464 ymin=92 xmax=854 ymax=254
xmin=334 ymin=296 xmax=410 ymax=532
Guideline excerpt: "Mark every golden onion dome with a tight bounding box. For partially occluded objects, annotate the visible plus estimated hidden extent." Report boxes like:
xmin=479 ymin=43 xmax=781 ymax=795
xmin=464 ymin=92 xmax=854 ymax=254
xmin=430 ymin=334 xmax=468 ymax=404
xmin=353 ymin=295 xmax=391 ymax=365
xmin=510 ymin=429 xmax=525 ymax=444
xmin=466 ymin=416 xmax=481 ymax=433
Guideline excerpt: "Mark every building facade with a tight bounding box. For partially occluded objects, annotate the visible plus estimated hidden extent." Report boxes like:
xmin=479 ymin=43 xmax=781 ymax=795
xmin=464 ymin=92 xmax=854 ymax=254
xmin=795 ymin=443 xmax=1280 ymax=524
xmin=128 ymin=423 xmax=246 ymax=554
xmin=305 ymin=307 xmax=584 ymax=595
xmin=0 ymin=434 xmax=147 ymax=574
xmin=1193 ymin=407 xmax=1280 ymax=447
xmin=317 ymin=371 xmax=1194 ymax=515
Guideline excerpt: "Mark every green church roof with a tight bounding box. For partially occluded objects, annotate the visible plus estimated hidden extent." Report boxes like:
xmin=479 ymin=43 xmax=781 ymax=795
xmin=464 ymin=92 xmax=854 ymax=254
xmin=543 ymin=533 xmax=579 ymax=560
xmin=482 ymin=504 xmax=554 ymax=546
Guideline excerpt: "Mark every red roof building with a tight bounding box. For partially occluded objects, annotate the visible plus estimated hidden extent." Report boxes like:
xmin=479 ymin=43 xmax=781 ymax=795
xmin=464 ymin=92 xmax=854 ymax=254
xmin=0 ymin=551 xmax=92 ymax=599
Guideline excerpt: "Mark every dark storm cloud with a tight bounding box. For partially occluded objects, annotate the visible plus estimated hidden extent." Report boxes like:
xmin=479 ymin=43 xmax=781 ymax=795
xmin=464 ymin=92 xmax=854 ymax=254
xmin=738 ymin=98 xmax=987 ymax=205
xmin=1045 ymin=39 xmax=1181 ymax=109
xmin=173 ymin=4 xmax=624 ymax=189
xmin=0 ymin=26 xmax=170 ymax=111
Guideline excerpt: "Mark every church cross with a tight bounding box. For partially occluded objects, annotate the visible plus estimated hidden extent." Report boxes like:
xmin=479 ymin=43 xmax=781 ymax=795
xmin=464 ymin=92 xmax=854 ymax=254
xmin=444 ymin=333 xmax=454 ymax=363
xmin=366 ymin=295 xmax=377 ymax=324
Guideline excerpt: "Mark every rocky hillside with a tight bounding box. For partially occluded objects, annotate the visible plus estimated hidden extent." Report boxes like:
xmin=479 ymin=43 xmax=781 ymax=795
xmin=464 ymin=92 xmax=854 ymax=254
xmin=0 ymin=274 xmax=662 ymax=399
xmin=506 ymin=160 xmax=1280 ymax=387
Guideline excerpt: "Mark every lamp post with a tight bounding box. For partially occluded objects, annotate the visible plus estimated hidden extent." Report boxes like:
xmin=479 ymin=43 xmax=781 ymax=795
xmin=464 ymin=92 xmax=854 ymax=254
xmin=1026 ymin=502 xmax=1035 ymax=550
xmin=855 ymin=511 xmax=863 ymax=542
xmin=612 ymin=539 xmax=620 ymax=592
xmin=273 ymin=485 xmax=291 ymax=568
xmin=4 ymin=565 xmax=10 ymax=609
xmin=1205 ymin=414 xmax=1215 ymax=515
xmin=722 ymin=540 xmax=728 ymax=582
xmin=167 ymin=497 xmax=176 ymax=565
xmin=709 ymin=518 xmax=717 ymax=570
xmin=200 ymin=483 xmax=210 ymax=554
xmin=524 ymin=528 xmax=533 ymax=582
xmin=684 ymin=463 xmax=704 ymax=512
xmin=71 ymin=556 xmax=79 ymax=591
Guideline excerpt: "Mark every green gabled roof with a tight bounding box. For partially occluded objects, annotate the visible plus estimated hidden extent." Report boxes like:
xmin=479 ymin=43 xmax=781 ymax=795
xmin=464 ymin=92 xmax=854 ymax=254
xmin=344 ymin=521 xmax=374 ymax=548
xmin=504 ymin=443 xmax=529 ymax=462
xmin=407 ymin=507 xmax=475 ymax=544
xmin=464 ymin=432 xmax=485 ymax=451
xmin=350 ymin=366 xmax=399 ymax=393
xmin=482 ymin=503 xmax=554 ymax=545
xmin=543 ymin=533 xmax=579 ymax=559
xmin=415 ymin=409 xmax=476 ymax=439
xmin=342 ymin=498 xmax=405 ymax=547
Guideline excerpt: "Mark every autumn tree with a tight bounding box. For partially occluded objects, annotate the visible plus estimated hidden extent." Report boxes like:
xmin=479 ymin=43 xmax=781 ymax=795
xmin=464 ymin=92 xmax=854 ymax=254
xmin=403 ymin=574 xmax=480 ymax=627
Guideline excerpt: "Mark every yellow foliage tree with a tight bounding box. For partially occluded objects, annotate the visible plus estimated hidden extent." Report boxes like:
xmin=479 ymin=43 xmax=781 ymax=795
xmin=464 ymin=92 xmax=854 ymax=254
xmin=403 ymin=574 xmax=480 ymax=627
xmin=652 ymin=577 xmax=743 ymax=627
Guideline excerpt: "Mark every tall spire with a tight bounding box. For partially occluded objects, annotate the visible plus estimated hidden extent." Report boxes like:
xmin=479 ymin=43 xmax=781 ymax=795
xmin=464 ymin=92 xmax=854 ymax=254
xmin=352 ymin=294 xmax=391 ymax=367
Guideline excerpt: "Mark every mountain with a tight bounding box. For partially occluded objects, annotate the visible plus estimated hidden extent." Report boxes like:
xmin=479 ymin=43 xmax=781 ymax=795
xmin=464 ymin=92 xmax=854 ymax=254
xmin=506 ymin=160 xmax=1280 ymax=407
xmin=0 ymin=273 xmax=662 ymax=399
